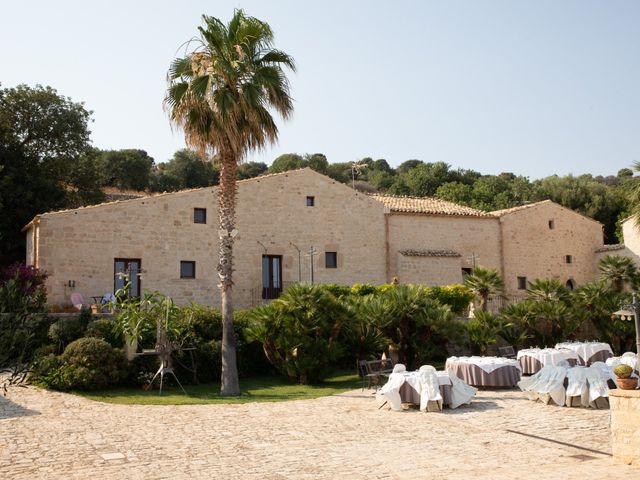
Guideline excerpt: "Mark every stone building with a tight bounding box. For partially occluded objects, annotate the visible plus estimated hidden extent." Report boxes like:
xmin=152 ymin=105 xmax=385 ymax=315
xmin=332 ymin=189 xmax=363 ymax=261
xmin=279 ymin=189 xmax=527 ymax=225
xmin=24 ymin=168 xmax=610 ymax=308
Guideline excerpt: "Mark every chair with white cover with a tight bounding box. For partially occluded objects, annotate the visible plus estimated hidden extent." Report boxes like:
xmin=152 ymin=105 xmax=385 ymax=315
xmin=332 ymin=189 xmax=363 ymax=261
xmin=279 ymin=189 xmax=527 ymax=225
xmin=585 ymin=364 xmax=610 ymax=409
xmin=418 ymin=365 xmax=443 ymax=412
xmin=518 ymin=365 xmax=566 ymax=406
xmin=536 ymin=365 xmax=567 ymax=406
xmin=447 ymin=368 xmax=477 ymax=409
xmin=565 ymin=367 xmax=589 ymax=407
xmin=378 ymin=364 xmax=406 ymax=411
xmin=518 ymin=365 xmax=552 ymax=400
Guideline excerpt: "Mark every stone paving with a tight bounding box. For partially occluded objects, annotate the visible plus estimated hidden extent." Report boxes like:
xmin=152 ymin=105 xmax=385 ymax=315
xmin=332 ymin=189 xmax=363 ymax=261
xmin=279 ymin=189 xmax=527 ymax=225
xmin=1 ymin=386 xmax=639 ymax=479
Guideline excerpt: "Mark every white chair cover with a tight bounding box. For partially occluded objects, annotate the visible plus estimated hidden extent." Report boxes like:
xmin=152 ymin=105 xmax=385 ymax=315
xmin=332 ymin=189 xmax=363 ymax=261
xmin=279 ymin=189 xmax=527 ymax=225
xmin=378 ymin=372 xmax=406 ymax=411
xmin=565 ymin=367 xmax=589 ymax=407
xmin=622 ymin=351 xmax=636 ymax=358
xmin=447 ymin=368 xmax=477 ymax=409
xmin=585 ymin=364 xmax=610 ymax=408
xmin=538 ymin=366 xmax=567 ymax=406
xmin=519 ymin=365 xmax=567 ymax=406
xmin=518 ymin=365 xmax=552 ymax=400
xmin=392 ymin=363 xmax=406 ymax=374
xmin=70 ymin=292 xmax=84 ymax=310
xmin=418 ymin=365 xmax=443 ymax=412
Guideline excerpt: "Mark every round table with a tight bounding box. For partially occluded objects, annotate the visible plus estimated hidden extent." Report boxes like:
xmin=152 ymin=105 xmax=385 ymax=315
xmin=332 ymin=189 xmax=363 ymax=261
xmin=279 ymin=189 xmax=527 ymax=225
xmin=446 ymin=357 xmax=521 ymax=387
xmin=398 ymin=371 xmax=452 ymax=406
xmin=517 ymin=348 xmax=580 ymax=375
xmin=554 ymin=342 xmax=613 ymax=365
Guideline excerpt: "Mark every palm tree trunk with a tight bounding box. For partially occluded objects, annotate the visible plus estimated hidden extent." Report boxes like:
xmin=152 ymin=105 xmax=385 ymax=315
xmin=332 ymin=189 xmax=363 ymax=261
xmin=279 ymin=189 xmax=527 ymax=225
xmin=218 ymin=149 xmax=240 ymax=396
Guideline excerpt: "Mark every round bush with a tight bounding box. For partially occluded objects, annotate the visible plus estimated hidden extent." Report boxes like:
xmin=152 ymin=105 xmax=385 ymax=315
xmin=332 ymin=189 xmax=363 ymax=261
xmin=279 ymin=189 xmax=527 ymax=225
xmin=57 ymin=337 xmax=127 ymax=390
xmin=85 ymin=318 xmax=122 ymax=347
xmin=48 ymin=316 xmax=85 ymax=349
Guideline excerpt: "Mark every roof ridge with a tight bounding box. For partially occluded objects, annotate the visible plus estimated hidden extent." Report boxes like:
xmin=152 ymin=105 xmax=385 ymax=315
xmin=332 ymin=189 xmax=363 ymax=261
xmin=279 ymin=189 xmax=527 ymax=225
xmin=26 ymin=168 xmax=315 ymax=221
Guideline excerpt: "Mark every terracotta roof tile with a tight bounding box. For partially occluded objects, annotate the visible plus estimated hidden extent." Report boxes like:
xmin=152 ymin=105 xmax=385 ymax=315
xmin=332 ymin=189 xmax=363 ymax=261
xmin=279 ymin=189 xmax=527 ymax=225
xmin=490 ymin=200 xmax=553 ymax=216
xmin=370 ymin=194 xmax=492 ymax=217
xmin=399 ymin=249 xmax=462 ymax=258
xmin=595 ymin=244 xmax=626 ymax=253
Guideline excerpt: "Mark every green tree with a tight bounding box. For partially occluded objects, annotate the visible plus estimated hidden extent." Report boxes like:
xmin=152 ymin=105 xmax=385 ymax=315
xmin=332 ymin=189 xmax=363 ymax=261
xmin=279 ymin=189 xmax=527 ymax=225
xmin=165 ymin=10 xmax=295 ymax=395
xmin=0 ymin=84 xmax=98 ymax=265
xmin=237 ymin=161 xmax=268 ymax=179
xmin=269 ymin=153 xmax=305 ymax=173
xmin=98 ymin=149 xmax=155 ymax=191
xmin=463 ymin=267 xmax=504 ymax=312
xmin=152 ymin=149 xmax=219 ymax=190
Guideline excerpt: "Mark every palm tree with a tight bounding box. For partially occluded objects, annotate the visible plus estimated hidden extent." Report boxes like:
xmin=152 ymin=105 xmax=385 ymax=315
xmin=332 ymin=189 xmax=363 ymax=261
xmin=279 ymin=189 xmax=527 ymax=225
xmin=463 ymin=267 xmax=504 ymax=312
xmin=165 ymin=10 xmax=295 ymax=395
xmin=598 ymin=254 xmax=638 ymax=293
xmin=526 ymin=278 xmax=569 ymax=302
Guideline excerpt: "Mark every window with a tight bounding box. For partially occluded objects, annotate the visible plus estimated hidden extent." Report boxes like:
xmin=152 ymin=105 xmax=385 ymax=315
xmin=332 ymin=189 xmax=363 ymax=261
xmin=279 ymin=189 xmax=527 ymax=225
xmin=114 ymin=259 xmax=141 ymax=297
xmin=180 ymin=261 xmax=196 ymax=279
xmin=306 ymin=196 xmax=315 ymax=207
xmin=566 ymin=279 xmax=576 ymax=290
xmin=548 ymin=219 xmax=555 ymax=229
xmin=194 ymin=208 xmax=207 ymax=224
xmin=517 ymin=276 xmax=527 ymax=290
xmin=262 ymin=255 xmax=282 ymax=299
xmin=461 ymin=267 xmax=472 ymax=276
xmin=565 ymin=255 xmax=573 ymax=264
xmin=325 ymin=252 xmax=337 ymax=268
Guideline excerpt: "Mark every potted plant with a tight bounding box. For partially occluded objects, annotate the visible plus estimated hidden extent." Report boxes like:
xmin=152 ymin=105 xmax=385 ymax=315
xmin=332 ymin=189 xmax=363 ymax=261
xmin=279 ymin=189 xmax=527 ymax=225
xmin=613 ymin=364 xmax=638 ymax=390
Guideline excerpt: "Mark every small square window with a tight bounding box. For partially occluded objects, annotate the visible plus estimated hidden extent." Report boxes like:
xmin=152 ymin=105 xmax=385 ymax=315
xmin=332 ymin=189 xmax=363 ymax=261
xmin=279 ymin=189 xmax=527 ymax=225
xmin=517 ymin=276 xmax=527 ymax=290
xmin=194 ymin=208 xmax=207 ymax=224
xmin=548 ymin=219 xmax=555 ymax=229
xmin=565 ymin=255 xmax=573 ymax=264
xmin=325 ymin=252 xmax=337 ymax=268
xmin=306 ymin=196 xmax=315 ymax=207
xmin=180 ymin=261 xmax=196 ymax=279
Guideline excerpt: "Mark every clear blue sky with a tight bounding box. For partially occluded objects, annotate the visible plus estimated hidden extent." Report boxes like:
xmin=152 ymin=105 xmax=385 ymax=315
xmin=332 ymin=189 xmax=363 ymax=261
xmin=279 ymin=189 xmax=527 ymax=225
xmin=2 ymin=1 xmax=638 ymax=178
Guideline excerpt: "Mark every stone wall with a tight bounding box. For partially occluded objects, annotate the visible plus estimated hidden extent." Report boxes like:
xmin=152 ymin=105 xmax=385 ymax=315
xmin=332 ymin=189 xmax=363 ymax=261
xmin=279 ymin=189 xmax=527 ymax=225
xmin=28 ymin=169 xmax=387 ymax=308
xmin=609 ymin=388 xmax=640 ymax=466
xmin=386 ymin=213 xmax=502 ymax=282
xmin=498 ymin=202 xmax=604 ymax=296
xmin=397 ymin=253 xmax=463 ymax=286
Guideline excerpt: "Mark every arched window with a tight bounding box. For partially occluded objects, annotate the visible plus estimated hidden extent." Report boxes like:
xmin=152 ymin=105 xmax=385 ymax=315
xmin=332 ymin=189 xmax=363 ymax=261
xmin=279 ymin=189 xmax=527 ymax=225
xmin=565 ymin=279 xmax=576 ymax=290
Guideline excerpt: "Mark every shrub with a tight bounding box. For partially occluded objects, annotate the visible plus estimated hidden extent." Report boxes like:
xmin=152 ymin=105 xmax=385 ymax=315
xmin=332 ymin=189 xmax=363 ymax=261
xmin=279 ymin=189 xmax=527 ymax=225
xmin=427 ymin=285 xmax=474 ymax=315
xmin=48 ymin=316 xmax=85 ymax=351
xmin=350 ymin=283 xmax=377 ymax=297
xmin=361 ymin=284 xmax=462 ymax=368
xmin=33 ymin=337 xmax=127 ymax=391
xmin=0 ymin=263 xmax=49 ymax=367
xmin=85 ymin=318 xmax=122 ymax=347
xmin=245 ymin=284 xmax=349 ymax=383
xmin=466 ymin=311 xmax=505 ymax=355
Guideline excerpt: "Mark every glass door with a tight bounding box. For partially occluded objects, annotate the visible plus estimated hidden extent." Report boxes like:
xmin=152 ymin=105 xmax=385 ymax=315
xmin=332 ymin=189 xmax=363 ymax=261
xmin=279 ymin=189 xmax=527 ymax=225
xmin=262 ymin=255 xmax=282 ymax=299
xmin=114 ymin=258 xmax=142 ymax=298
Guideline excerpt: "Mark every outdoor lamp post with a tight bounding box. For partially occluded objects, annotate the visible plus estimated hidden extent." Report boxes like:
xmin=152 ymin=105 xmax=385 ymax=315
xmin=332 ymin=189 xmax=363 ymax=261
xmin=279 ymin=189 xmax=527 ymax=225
xmin=612 ymin=293 xmax=640 ymax=375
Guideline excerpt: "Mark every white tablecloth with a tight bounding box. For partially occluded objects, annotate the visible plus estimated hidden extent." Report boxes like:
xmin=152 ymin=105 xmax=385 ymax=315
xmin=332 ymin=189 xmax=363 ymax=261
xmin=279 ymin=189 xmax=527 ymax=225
xmin=517 ymin=348 xmax=580 ymax=367
xmin=446 ymin=356 xmax=521 ymax=374
xmin=555 ymin=342 xmax=613 ymax=363
xmin=401 ymin=371 xmax=452 ymax=391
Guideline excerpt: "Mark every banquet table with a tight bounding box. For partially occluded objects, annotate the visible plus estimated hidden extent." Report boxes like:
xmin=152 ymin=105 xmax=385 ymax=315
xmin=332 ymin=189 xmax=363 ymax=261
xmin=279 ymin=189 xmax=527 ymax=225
xmin=445 ymin=356 xmax=521 ymax=387
xmin=554 ymin=342 xmax=613 ymax=365
xmin=517 ymin=348 xmax=580 ymax=375
xmin=398 ymin=371 xmax=452 ymax=406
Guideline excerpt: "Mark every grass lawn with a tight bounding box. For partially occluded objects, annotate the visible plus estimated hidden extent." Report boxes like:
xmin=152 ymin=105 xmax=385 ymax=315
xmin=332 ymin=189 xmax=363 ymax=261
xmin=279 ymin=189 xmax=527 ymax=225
xmin=75 ymin=371 xmax=362 ymax=405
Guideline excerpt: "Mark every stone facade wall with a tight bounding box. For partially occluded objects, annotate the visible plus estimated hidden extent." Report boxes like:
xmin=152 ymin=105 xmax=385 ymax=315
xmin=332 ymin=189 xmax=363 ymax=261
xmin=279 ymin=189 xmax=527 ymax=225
xmin=386 ymin=214 xmax=502 ymax=282
xmin=499 ymin=202 xmax=604 ymax=296
xmin=397 ymin=254 xmax=463 ymax=286
xmin=609 ymin=389 xmax=640 ymax=466
xmin=29 ymin=169 xmax=387 ymax=308
xmin=620 ymin=218 xmax=640 ymax=265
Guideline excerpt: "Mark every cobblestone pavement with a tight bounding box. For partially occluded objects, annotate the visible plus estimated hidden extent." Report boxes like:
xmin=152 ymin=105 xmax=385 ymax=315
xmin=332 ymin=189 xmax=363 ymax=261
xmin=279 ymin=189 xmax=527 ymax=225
xmin=1 ymin=386 xmax=638 ymax=479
